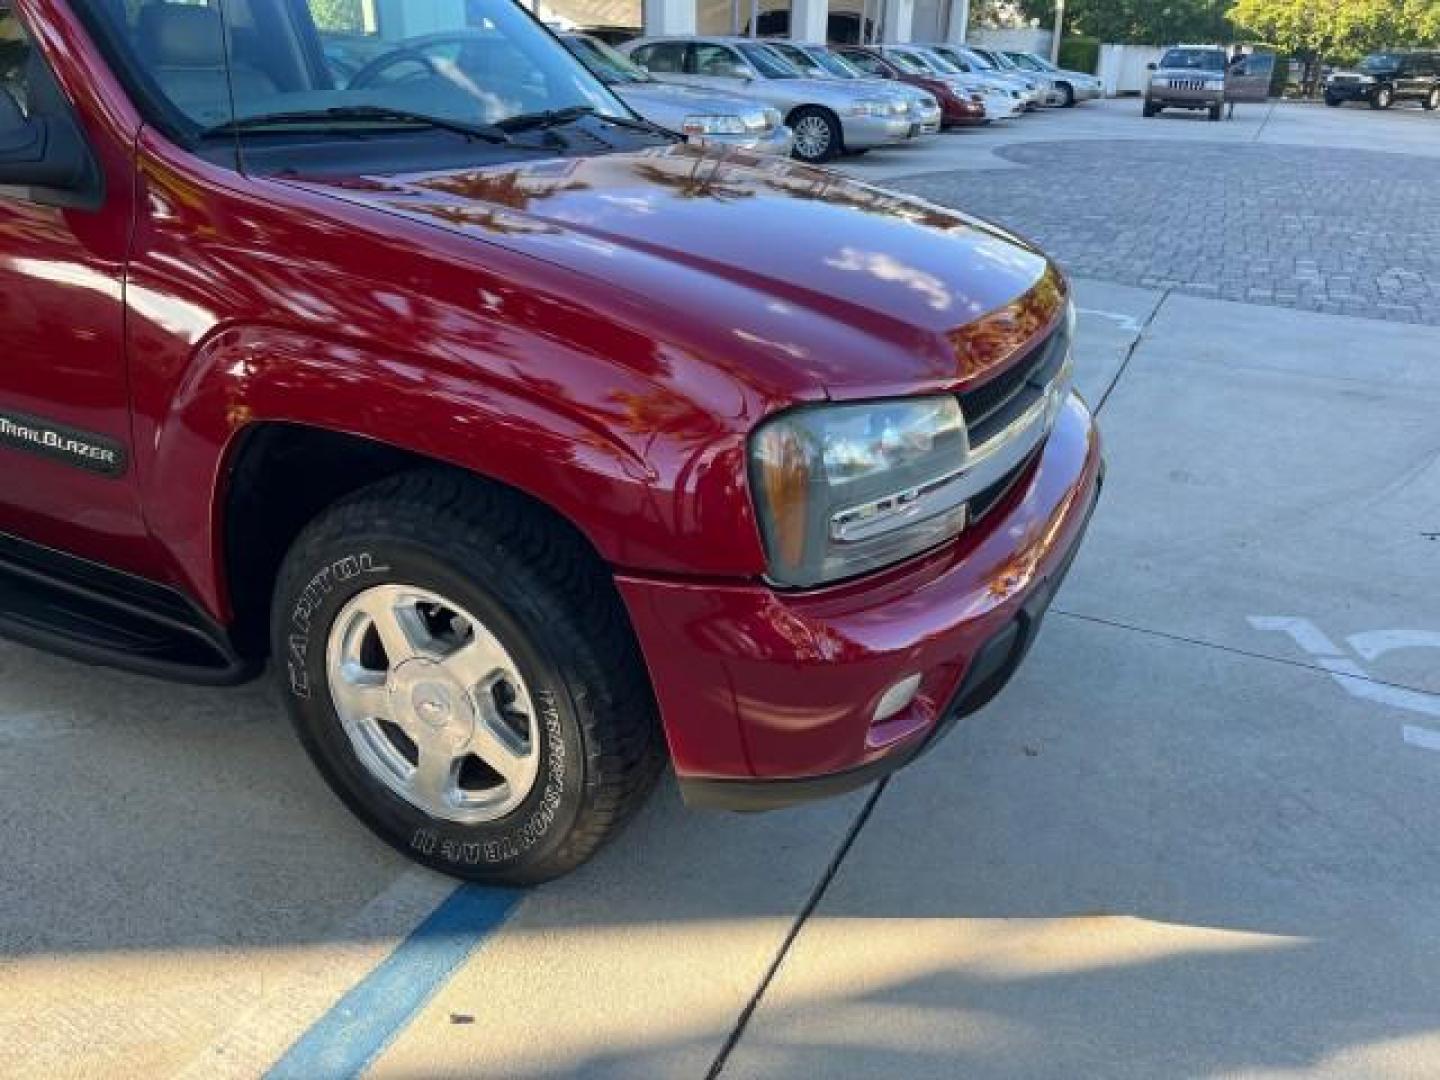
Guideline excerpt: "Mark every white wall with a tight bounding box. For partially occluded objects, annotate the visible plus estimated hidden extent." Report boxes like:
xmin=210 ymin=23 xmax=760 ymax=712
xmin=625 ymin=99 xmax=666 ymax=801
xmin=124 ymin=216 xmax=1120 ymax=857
xmin=1096 ymin=43 xmax=1164 ymax=96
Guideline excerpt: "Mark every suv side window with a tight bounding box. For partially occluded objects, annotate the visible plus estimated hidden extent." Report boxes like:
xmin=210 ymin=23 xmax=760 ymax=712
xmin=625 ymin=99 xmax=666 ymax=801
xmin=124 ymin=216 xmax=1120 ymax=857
xmin=632 ymin=42 xmax=685 ymax=73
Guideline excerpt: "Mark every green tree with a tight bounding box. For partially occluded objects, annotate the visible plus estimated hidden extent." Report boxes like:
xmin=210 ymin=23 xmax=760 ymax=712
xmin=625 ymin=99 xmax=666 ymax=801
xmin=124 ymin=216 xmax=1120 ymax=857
xmin=311 ymin=0 xmax=366 ymax=32
xmin=1227 ymin=0 xmax=1437 ymax=91
xmin=1015 ymin=0 xmax=1236 ymax=45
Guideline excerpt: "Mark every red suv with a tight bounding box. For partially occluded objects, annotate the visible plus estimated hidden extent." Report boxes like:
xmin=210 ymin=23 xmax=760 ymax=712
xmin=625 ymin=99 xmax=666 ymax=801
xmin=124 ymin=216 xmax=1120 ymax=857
xmin=0 ymin=0 xmax=1101 ymax=883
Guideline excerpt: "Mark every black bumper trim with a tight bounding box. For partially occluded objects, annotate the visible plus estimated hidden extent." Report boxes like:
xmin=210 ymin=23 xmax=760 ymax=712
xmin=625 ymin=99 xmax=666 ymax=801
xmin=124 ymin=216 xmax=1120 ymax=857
xmin=679 ymin=467 xmax=1102 ymax=813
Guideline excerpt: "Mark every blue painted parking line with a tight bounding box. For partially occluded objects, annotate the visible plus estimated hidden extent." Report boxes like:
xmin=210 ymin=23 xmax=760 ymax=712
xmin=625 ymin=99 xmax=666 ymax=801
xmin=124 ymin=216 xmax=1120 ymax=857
xmin=267 ymin=883 xmax=522 ymax=1080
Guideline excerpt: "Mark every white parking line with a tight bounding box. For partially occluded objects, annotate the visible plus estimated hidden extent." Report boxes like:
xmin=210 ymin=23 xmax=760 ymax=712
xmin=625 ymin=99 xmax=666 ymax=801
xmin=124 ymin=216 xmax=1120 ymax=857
xmin=1077 ymin=307 xmax=1145 ymax=334
xmin=1403 ymin=725 xmax=1440 ymax=752
xmin=1249 ymin=615 xmax=1440 ymax=746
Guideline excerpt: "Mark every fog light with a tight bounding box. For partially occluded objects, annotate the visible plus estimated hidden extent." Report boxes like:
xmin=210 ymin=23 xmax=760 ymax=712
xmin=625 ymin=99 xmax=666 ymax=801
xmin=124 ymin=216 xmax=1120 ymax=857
xmin=874 ymin=674 xmax=922 ymax=723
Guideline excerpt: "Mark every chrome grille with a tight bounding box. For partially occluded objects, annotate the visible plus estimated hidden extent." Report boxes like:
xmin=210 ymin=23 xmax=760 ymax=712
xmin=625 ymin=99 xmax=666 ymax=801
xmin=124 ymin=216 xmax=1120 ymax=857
xmin=958 ymin=325 xmax=1067 ymax=444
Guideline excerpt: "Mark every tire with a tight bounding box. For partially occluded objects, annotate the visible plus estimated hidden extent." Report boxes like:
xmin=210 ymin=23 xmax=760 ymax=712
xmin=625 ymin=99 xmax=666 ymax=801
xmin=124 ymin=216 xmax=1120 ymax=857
xmin=1208 ymin=102 xmax=1222 ymax=121
xmin=1324 ymin=94 xmax=1342 ymax=107
xmin=1058 ymin=82 xmax=1075 ymax=108
xmin=271 ymin=470 xmax=664 ymax=884
xmin=1425 ymin=87 xmax=1440 ymax=111
xmin=1371 ymin=86 xmax=1393 ymax=109
xmin=789 ymin=106 xmax=841 ymax=163
xmin=1143 ymin=101 xmax=1159 ymax=117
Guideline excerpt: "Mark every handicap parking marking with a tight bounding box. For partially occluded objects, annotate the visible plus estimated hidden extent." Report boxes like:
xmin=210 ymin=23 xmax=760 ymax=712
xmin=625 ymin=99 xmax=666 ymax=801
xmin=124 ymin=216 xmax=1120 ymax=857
xmin=1077 ymin=306 xmax=1146 ymax=334
xmin=265 ymin=883 xmax=521 ymax=1080
xmin=1249 ymin=615 xmax=1440 ymax=747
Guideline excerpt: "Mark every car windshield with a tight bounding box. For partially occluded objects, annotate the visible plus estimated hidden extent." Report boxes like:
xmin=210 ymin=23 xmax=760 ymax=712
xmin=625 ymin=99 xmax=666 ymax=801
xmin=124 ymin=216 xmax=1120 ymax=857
xmin=886 ymin=50 xmax=930 ymax=74
xmin=1159 ymin=48 xmax=1225 ymax=71
xmin=805 ymin=47 xmax=865 ymax=78
xmin=76 ymin=0 xmax=624 ymax=140
xmin=1007 ymin=52 xmax=1047 ymax=71
xmin=565 ymin=34 xmax=652 ymax=84
xmin=919 ymin=50 xmax=962 ymax=74
xmin=766 ymin=43 xmax=827 ymax=76
xmin=961 ymin=49 xmax=996 ymax=70
xmin=1359 ymin=54 xmax=1401 ymax=73
xmin=738 ymin=42 xmax=799 ymax=78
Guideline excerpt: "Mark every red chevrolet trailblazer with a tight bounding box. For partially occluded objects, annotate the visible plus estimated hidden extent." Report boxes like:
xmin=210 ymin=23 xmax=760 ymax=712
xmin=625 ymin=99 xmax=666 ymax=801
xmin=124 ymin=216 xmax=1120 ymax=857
xmin=0 ymin=0 xmax=1101 ymax=882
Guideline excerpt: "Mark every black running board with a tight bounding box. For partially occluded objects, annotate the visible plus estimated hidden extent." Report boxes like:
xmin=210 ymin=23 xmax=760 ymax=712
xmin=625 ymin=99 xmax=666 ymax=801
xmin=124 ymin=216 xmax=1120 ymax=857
xmin=0 ymin=532 xmax=258 ymax=685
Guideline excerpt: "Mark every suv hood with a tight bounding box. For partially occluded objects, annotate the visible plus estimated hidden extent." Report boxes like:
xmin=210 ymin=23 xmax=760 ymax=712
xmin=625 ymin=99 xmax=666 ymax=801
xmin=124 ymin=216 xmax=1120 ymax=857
xmin=279 ymin=143 xmax=1056 ymax=397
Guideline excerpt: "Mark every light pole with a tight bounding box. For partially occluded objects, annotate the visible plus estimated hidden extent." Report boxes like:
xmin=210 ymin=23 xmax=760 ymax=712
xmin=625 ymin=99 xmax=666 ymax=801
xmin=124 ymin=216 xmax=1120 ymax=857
xmin=1050 ymin=0 xmax=1064 ymax=63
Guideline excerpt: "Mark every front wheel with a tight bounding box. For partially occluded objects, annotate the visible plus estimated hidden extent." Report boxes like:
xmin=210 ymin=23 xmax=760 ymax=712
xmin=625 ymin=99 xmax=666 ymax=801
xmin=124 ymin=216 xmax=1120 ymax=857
xmin=1208 ymin=102 xmax=1223 ymax=121
xmin=1324 ymin=94 xmax=1342 ymax=107
xmin=272 ymin=471 xmax=664 ymax=884
xmin=789 ymin=106 xmax=841 ymax=163
xmin=1143 ymin=101 xmax=1160 ymax=117
xmin=1058 ymin=82 xmax=1075 ymax=108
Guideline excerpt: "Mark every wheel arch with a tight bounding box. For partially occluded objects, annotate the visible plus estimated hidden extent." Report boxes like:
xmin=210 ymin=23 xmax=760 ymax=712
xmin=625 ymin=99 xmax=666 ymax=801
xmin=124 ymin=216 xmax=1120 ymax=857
xmin=219 ymin=423 xmax=615 ymax=661
xmin=137 ymin=323 xmax=700 ymax=648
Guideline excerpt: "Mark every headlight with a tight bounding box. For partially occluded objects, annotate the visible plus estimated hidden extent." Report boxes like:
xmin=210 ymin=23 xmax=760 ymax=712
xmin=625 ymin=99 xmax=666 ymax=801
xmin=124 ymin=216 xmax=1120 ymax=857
xmin=750 ymin=396 xmax=970 ymax=587
xmin=845 ymin=97 xmax=893 ymax=117
xmin=683 ymin=115 xmax=750 ymax=136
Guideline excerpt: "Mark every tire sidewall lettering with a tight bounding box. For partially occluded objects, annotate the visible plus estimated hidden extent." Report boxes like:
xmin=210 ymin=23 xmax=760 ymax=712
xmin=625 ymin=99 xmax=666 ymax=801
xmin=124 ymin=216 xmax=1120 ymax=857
xmin=286 ymin=553 xmax=387 ymax=699
xmin=409 ymin=689 xmax=570 ymax=867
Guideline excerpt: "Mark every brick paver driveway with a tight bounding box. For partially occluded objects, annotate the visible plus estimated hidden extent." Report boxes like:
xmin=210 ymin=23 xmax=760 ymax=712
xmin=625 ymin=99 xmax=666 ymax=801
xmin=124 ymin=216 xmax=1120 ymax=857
xmin=893 ymin=140 xmax=1440 ymax=325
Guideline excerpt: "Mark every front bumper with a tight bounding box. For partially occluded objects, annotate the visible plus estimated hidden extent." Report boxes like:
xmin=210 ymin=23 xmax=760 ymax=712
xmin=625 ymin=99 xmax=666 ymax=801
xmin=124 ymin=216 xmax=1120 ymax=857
xmin=1325 ymin=82 xmax=1374 ymax=101
xmin=1147 ymin=84 xmax=1224 ymax=107
xmin=843 ymin=114 xmax=914 ymax=149
xmin=618 ymin=393 xmax=1103 ymax=809
xmin=984 ymin=94 xmax=1026 ymax=120
xmin=704 ymin=125 xmax=795 ymax=156
xmin=940 ymin=96 xmax=987 ymax=126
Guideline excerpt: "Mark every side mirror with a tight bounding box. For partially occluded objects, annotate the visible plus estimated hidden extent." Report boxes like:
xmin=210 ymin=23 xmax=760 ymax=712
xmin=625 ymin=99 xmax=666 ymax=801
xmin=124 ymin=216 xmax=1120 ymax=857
xmin=1146 ymin=62 xmax=1157 ymax=71
xmin=0 ymin=89 xmax=95 ymax=204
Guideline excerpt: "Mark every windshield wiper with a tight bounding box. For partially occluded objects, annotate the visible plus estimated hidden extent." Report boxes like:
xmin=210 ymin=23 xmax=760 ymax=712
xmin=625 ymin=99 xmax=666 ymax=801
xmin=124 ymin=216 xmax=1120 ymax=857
xmin=497 ymin=104 xmax=673 ymax=139
xmin=201 ymin=106 xmax=512 ymax=144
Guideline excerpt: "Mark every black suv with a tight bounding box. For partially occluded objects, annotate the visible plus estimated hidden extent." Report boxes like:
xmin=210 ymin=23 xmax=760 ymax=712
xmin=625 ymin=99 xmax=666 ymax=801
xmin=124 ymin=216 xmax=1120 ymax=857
xmin=1325 ymin=51 xmax=1440 ymax=110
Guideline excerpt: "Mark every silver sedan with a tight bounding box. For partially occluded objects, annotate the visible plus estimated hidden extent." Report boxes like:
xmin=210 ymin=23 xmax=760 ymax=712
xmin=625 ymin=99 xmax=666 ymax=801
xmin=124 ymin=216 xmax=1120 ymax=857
xmin=1005 ymin=51 xmax=1104 ymax=105
xmin=762 ymin=40 xmax=942 ymax=137
xmin=620 ymin=36 xmax=914 ymax=163
xmin=563 ymin=34 xmax=794 ymax=155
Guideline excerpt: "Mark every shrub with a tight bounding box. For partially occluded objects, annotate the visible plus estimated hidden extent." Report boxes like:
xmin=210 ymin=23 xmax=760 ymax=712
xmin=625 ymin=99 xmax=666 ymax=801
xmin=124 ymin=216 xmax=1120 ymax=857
xmin=1058 ymin=36 xmax=1101 ymax=73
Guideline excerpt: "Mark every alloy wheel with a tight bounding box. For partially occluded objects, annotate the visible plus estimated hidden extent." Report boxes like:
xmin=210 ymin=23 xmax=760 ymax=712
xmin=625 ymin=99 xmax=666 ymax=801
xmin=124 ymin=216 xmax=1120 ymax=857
xmin=792 ymin=115 xmax=833 ymax=161
xmin=325 ymin=584 xmax=540 ymax=824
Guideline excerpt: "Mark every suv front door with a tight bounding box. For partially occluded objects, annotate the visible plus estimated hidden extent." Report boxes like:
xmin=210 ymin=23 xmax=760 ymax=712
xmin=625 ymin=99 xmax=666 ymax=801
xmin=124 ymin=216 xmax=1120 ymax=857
xmin=1227 ymin=52 xmax=1274 ymax=103
xmin=0 ymin=5 xmax=147 ymax=571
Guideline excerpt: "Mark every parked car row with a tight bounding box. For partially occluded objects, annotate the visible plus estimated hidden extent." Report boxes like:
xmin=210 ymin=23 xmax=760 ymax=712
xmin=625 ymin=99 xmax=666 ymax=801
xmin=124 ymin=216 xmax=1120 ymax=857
xmin=559 ymin=34 xmax=1103 ymax=163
